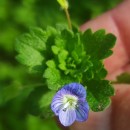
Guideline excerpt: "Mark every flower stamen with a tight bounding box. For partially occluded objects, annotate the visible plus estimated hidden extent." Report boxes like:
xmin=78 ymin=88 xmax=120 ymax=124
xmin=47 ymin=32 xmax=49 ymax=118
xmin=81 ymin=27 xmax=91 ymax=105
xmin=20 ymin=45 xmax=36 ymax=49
xmin=63 ymin=94 xmax=78 ymax=109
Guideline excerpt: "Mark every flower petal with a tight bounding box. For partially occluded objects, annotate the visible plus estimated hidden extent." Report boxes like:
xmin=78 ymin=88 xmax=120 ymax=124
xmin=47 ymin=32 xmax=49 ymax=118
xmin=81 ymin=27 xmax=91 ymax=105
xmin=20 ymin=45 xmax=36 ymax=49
xmin=76 ymin=101 xmax=89 ymax=122
xmin=63 ymin=83 xmax=86 ymax=100
xmin=51 ymin=98 xmax=63 ymax=115
xmin=51 ymin=88 xmax=71 ymax=115
xmin=51 ymin=92 xmax=63 ymax=115
xmin=59 ymin=108 xmax=76 ymax=126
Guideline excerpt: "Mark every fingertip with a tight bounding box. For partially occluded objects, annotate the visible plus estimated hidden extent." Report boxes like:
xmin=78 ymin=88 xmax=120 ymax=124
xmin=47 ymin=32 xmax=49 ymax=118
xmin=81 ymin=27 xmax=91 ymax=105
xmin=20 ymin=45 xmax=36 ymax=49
xmin=111 ymin=84 xmax=130 ymax=130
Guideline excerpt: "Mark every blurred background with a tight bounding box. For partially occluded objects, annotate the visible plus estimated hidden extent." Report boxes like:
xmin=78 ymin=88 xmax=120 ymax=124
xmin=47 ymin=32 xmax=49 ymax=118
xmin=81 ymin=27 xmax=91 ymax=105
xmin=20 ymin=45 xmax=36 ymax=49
xmin=0 ymin=0 xmax=122 ymax=130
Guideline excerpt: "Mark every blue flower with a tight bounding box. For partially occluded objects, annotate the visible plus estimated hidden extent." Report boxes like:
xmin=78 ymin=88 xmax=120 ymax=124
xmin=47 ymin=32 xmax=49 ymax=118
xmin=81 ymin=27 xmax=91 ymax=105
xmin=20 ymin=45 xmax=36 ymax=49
xmin=51 ymin=83 xmax=89 ymax=126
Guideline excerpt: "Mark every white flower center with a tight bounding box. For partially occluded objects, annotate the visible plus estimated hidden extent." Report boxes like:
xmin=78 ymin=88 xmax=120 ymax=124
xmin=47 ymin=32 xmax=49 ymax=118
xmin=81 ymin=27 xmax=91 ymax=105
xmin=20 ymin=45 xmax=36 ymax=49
xmin=62 ymin=94 xmax=78 ymax=111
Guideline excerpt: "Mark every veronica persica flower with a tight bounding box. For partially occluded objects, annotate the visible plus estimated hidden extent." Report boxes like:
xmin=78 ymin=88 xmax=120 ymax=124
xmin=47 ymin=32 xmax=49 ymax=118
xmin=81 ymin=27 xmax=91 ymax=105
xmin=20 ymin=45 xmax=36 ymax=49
xmin=51 ymin=83 xmax=89 ymax=126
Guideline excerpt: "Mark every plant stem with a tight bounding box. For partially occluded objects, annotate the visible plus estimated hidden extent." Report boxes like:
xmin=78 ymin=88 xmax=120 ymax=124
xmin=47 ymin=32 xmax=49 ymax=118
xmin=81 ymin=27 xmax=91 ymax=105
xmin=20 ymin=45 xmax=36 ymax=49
xmin=64 ymin=8 xmax=72 ymax=30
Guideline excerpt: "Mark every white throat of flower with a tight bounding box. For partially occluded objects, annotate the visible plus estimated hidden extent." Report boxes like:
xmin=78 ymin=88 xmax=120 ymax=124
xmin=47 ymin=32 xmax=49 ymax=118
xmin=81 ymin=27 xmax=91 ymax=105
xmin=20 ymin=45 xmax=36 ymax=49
xmin=62 ymin=94 xmax=78 ymax=111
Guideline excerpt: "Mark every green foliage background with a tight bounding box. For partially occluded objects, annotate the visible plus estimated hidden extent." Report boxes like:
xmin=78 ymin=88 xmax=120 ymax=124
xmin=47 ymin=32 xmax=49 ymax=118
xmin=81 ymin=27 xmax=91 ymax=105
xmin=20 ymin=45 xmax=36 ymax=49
xmin=0 ymin=0 xmax=121 ymax=130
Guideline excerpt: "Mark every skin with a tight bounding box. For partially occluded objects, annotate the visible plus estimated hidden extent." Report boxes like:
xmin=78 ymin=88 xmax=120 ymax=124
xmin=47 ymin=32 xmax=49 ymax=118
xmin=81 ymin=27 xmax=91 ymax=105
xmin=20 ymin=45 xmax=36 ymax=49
xmin=59 ymin=0 xmax=130 ymax=130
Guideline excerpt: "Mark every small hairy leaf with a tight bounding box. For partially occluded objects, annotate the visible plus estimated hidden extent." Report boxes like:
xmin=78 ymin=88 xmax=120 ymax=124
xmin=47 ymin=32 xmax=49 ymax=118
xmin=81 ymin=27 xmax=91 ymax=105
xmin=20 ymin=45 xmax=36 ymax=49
xmin=86 ymin=80 xmax=114 ymax=111
xmin=43 ymin=68 xmax=61 ymax=90
xmin=0 ymin=84 xmax=21 ymax=106
xmin=46 ymin=60 xmax=56 ymax=68
xmin=81 ymin=29 xmax=116 ymax=60
xmin=115 ymin=72 xmax=130 ymax=84
xmin=15 ymin=27 xmax=48 ymax=73
xmin=39 ymin=91 xmax=56 ymax=108
xmin=26 ymin=87 xmax=55 ymax=119
xmin=51 ymin=45 xmax=60 ymax=54
xmin=16 ymin=43 xmax=44 ymax=67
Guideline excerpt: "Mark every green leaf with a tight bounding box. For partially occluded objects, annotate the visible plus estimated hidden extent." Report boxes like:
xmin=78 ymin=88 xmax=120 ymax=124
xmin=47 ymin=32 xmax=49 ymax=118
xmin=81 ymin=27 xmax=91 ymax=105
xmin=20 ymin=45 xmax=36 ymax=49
xmin=83 ymin=70 xmax=94 ymax=81
xmin=46 ymin=60 xmax=56 ymax=68
xmin=15 ymin=27 xmax=48 ymax=73
xmin=86 ymin=80 xmax=114 ymax=111
xmin=79 ymin=56 xmax=93 ymax=73
xmin=0 ymin=82 xmax=44 ymax=106
xmin=58 ymin=49 xmax=68 ymax=63
xmin=91 ymin=60 xmax=108 ymax=79
xmin=46 ymin=26 xmax=57 ymax=36
xmin=43 ymin=67 xmax=61 ymax=90
xmin=51 ymin=45 xmax=60 ymax=54
xmin=39 ymin=91 xmax=56 ymax=108
xmin=81 ymin=29 xmax=116 ymax=60
xmin=26 ymin=86 xmax=56 ymax=119
xmin=58 ymin=62 xmax=67 ymax=71
xmin=115 ymin=72 xmax=130 ymax=84
xmin=43 ymin=66 xmax=76 ymax=90
xmin=16 ymin=27 xmax=47 ymax=51
xmin=0 ymin=83 xmax=21 ymax=106
xmin=60 ymin=29 xmax=75 ymax=52
xmin=16 ymin=43 xmax=44 ymax=72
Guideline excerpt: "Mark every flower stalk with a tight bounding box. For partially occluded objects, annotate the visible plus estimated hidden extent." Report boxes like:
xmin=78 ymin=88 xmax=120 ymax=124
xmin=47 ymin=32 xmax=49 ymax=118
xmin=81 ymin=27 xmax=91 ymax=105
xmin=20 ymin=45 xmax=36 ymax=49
xmin=64 ymin=8 xmax=72 ymax=30
xmin=57 ymin=0 xmax=72 ymax=30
